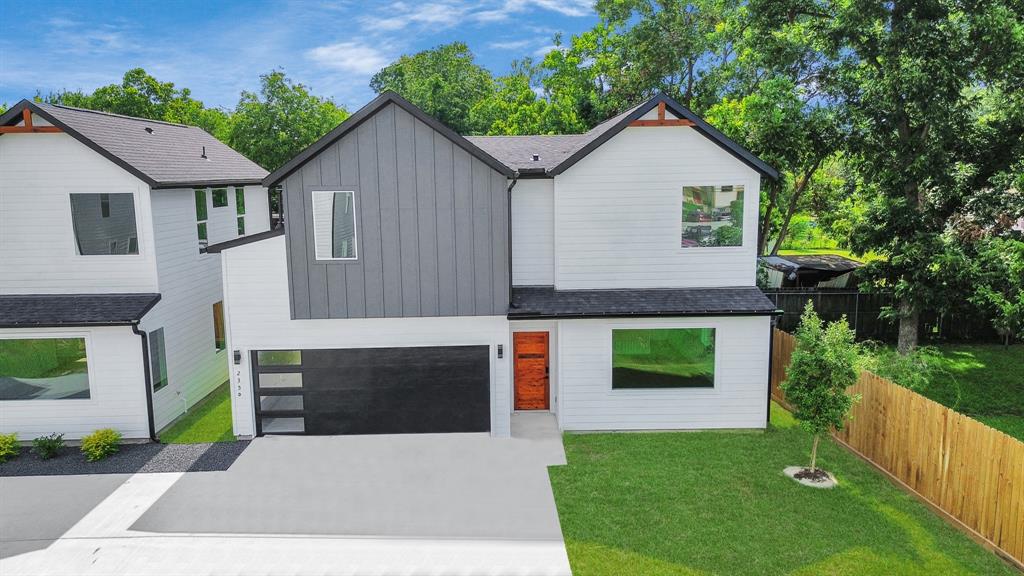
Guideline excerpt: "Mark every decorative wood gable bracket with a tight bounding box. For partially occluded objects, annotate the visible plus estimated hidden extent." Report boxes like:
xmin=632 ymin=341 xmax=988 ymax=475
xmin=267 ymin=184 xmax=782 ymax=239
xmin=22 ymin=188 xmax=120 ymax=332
xmin=629 ymin=101 xmax=695 ymax=127
xmin=0 ymin=108 xmax=62 ymax=133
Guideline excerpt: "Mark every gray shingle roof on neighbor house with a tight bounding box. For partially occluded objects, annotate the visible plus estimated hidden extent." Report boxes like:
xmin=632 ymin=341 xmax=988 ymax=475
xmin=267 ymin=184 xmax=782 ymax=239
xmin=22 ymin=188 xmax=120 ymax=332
xmin=0 ymin=293 xmax=161 ymax=328
xmin=509 ymin=286 xmax=779 ymax=319
xmin=467 ymin=94 xmax=778 ymax=179
xmin=0 ymin=100 xmax=267 ymax=188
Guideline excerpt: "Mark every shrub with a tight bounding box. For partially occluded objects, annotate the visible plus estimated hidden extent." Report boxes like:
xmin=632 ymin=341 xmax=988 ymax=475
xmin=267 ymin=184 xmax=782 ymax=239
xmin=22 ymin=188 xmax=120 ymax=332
xmin=858 ymin=342 xmax=962 ymax=410
xmin=81 ymin=428 xmax=122 ymax=462
xmin=0 ymin=433 xmax=19 ymax=463
xmin=33 ymin=433 xmax=65 ymax=459
xmin=781 ymin=301 xmax=861 ymax=471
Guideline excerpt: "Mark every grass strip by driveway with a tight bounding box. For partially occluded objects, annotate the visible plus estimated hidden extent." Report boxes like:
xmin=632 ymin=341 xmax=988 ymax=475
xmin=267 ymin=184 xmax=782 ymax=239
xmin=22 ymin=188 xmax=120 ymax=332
xmin=548 ymin=403 xmax=1016 ymax=576
xmin=159 ymin=383 xmax=234 ymax=444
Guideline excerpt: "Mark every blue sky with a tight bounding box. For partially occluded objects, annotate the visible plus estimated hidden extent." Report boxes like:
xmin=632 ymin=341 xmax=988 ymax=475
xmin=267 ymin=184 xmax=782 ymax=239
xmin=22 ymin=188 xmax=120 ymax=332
xmin=0 ymin=0 xmax=598 ymax=111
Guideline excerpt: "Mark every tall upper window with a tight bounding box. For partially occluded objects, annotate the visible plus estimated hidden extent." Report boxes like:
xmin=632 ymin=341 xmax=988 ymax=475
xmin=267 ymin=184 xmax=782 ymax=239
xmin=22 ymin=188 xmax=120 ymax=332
xmin=149 ymin=328 xmax=169 ymax=393
xmin=236 ymin=187 xmax=246 ymax=236
xmin=69 ymin=193 xmax=139 ymax=255
xmin=312 ymin=191 xmax=357 ymax=260
xmin=195 ymin=189 xmax=208 ymax=251
xmin=681 ymin=185 xmax=744 ymax=248
xmin=612 ymin=328 xmax=715 ymax=389
xmin=0 ymin=338 xmax=90 ymax=400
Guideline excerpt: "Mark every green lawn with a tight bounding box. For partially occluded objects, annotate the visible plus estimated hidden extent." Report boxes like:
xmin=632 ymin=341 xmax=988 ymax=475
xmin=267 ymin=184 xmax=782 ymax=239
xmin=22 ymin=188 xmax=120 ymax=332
xmin=918 ymin=344 xmax=1024 ymax=441
xmin=158 ymin=383 xmax=235 ymax=444
xmin=548 ymin=403 xmax=1016 ymax=576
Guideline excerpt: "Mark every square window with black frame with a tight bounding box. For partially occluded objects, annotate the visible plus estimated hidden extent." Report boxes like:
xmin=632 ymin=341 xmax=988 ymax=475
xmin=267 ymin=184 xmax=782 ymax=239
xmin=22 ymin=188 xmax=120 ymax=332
xmin=70 ymin=193 xmax=139 ymax=255
xmin=312 ymin=191 xmax=357 ymax=260
xmin=681 ymin=185 xmax=744 ymax=248
xmin=212 ymin=188 xmax=229 ymax=208
xmin=149 ymin=328 xmax=169 ymax=392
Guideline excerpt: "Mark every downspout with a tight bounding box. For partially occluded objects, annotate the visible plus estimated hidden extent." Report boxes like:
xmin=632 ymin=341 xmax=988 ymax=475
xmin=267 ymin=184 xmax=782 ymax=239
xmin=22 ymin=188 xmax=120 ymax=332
xmin=507 ymin=172 xmax=520 ymax=310
xmin=131 ymin=323 xmax=158 ymax=442
xmin=766 ymin=313 xmax=780 ymax=429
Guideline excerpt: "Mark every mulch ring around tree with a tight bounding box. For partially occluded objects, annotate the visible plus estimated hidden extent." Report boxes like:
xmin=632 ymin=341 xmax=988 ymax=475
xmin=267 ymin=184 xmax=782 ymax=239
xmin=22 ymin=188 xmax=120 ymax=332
xmin=0 ymin=441 xmax=249 ymax=477
xmin=784 ymin=466 xmax=838 ymax=489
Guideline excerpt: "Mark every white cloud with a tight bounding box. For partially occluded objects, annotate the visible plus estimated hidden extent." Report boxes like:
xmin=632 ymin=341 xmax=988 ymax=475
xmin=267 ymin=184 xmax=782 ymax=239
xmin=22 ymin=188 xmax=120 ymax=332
xmin=472 ymin=0 xmax=593 ymax=22
xmin=305 ymin=42 xmax=392 ymax=75
xmin=361 ymin=2 xmax=467 ymax=32
xmin=487 ymin=39 xmax=535 ymax=50
xmin=533 ymin=44 xmax=565 ymax=58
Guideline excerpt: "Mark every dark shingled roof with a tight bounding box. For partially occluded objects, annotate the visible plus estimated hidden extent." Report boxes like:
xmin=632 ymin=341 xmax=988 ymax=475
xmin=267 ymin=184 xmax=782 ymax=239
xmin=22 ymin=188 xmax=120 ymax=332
xmin=464 ymin=134 xmax=588 ymax=171
xmin=760 ymin=254 xmax=862 ymax=273
xmin=0 ymin=293 xmax=161 ymax=327
xmin=0 ymin=100 xmax=267 ymax=188
xmin=467 ymin=95 xmax=778 ymax=179
xmin=509 ymin=286 xmax=778 ymax=319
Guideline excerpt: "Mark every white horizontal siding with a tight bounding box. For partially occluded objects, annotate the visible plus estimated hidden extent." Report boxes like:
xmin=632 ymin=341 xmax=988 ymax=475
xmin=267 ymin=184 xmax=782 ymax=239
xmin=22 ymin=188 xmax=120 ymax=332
xmin=221 ymin=236 xmax=511 ymax=438
xmin=553 ymin=126 xmax=761 ymax=289
xmin=556 ymin=316 xmax=770 ymax=431
xmin=0 ymin=133 xmax=158 ymax=294
xmin=143 ymin=187 xmax=270 ymax=430
xmin=511 ymin=179 xmax=554 ymax=286
xmin=0 ymin=326 xmax=150 ymax=439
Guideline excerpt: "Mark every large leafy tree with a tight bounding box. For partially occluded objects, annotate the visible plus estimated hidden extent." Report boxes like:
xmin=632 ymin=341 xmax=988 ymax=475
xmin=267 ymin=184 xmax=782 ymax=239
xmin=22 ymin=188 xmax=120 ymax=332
xmin=779 ymin=0 xmax=1024 ymax=353
xmin=45 ymin=68 xmax=231 ymax=139
xmin=468 ymin=62 xmax=587 ymax=135
xmin=705 ymin=78 xmax=840 ymax=255
xmin=370 ymin=42 xmax=494 ymax=134
xmin=228 ymin=70 xmax=348 ymax=172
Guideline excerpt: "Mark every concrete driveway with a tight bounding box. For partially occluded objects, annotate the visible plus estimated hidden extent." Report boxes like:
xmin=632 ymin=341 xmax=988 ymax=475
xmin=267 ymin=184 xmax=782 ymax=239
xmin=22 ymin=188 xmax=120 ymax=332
xmin=0 ymin=413 xmax=570 ymax=575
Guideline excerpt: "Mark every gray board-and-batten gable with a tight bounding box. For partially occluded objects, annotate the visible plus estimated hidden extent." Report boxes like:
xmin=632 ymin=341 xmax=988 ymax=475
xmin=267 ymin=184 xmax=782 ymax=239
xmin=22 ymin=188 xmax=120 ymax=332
xmin=280 ymin=99 xmax=510 ymax=320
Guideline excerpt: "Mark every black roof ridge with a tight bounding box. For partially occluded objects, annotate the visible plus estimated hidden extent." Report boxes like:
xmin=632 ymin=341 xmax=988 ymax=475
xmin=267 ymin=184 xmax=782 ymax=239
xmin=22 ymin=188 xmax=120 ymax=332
xmin=34 ymin=101 xmax=199 ymax=129
xmin=467 ymin=133 xmax=588 ymax=139
xmin=264 ymin=91 xmax=515 ymax=186
xmin=205 ymin=226 xmax=285 ymax=253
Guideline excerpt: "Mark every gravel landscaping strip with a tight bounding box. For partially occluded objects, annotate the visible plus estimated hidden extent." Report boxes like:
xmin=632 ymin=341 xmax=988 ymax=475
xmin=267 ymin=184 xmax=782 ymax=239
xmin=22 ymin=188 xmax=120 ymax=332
xmin=0 ymin=441 xmax=249 ymax=477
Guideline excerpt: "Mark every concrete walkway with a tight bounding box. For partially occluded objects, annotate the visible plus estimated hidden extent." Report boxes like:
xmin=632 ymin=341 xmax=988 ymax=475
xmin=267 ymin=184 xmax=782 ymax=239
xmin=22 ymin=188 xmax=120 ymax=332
xmin=1 ymin=415 xmax=570 ymax=575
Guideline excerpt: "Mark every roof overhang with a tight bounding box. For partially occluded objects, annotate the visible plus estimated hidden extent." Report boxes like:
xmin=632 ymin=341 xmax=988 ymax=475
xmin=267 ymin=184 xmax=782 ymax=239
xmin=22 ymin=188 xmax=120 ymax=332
xmin=204 ymin=227 xmax=285 ymax=253
xmin=1 ymin=100 xmax=162 ymax=188
xmin=508 ymin=286 xmax=782 ymax=320
xmin=264 ymin=91 xmax=515 ymax=187
xmin=548 ymin=94 xmax=779 ymax=180
xmin=0 ymin=293 xmax=161 ymax=328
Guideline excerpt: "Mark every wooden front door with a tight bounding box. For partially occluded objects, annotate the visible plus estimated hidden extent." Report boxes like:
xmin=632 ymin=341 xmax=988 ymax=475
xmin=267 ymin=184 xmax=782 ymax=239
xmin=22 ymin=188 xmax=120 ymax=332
xmin=514 ymin=332 xmax=549 ymax=410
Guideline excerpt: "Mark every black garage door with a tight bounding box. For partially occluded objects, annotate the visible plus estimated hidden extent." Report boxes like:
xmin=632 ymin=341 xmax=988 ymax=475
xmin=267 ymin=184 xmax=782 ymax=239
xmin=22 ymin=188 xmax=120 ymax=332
xmin=250 ymin=346 xmax=490 ymax=435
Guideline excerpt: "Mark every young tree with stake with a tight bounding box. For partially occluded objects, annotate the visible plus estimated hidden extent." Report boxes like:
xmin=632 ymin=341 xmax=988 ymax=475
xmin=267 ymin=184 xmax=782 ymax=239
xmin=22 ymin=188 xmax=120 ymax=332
xmin=782 ymin=302 xmax=860 ymax=475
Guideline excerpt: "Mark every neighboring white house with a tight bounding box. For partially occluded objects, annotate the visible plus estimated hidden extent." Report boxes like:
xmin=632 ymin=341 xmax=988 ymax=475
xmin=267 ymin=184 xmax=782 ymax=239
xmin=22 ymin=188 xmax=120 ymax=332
xmin=213 ymin=92 xmax=780 ymax=439
xmin=0 ymin=101 xmax=270 ymax=440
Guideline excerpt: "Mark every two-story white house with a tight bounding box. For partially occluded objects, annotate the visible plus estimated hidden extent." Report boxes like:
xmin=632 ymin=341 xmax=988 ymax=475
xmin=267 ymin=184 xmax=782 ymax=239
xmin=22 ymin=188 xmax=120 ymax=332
xmin=0 ymin=101 xmax=270 ymax=440
xmin=212 ymin=92 xmax=779 ymax=438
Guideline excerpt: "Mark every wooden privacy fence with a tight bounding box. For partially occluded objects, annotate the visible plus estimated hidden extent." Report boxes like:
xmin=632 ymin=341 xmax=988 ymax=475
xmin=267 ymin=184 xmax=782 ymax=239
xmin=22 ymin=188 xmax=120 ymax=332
xmin=770 ymin=329 xmax=1024 ymax=568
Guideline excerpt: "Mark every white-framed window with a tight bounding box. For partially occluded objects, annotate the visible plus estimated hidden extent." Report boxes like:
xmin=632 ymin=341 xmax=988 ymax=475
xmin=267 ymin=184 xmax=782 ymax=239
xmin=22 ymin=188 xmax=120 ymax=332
xmin=611 ymin=328 xmax=716 ymax=389
xmin=312 ymin=190 xmax=357 ymax=260
xmin=681 ymin=185 xmax=745 ymax=248
xmin=195 ymin=188 xmax=209 ymax=251
xmin=0 ymin=336 xmax=91 ymax=400
xmin=69 ymin=193 xmax=139 ymax=255
xmin=235 ymin=187 xmax=246 ymax=236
